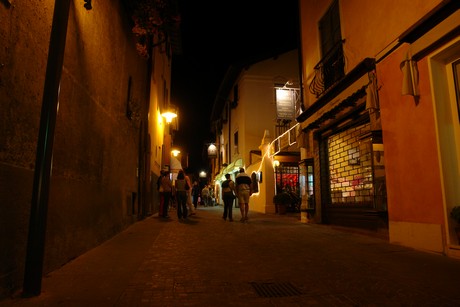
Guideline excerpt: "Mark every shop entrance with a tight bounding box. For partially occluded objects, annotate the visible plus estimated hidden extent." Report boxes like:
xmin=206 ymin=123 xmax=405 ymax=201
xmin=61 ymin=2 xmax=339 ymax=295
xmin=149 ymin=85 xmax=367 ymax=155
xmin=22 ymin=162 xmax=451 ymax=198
xmin=320 ymin=118 xmax=388 ymax=230
xmin=275 ymin=163 xmax=301 ymax=212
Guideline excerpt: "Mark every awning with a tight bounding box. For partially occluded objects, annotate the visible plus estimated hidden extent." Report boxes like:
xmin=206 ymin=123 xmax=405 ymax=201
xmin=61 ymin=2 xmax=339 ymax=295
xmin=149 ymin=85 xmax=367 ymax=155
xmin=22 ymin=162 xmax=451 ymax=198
xmin=298 ymin=58 xmax=375 ymax=131
xmin=215 ymin=158 xmax=244 ymax=182
xmin=223 ymin=158 xmax=243 ymax=174
xmin=400 ymin=52 xmax=419 ymax=97
xmin=170 ymin=157 xmax=182 ymax=172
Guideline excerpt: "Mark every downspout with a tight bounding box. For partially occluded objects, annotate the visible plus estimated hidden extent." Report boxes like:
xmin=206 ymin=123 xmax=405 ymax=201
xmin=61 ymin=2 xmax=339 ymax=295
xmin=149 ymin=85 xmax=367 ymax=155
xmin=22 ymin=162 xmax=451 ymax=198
xmin=228 ymin=101 xmax=232 ymax=161
xmin=23 ymin=0 xmax=73 ymax=296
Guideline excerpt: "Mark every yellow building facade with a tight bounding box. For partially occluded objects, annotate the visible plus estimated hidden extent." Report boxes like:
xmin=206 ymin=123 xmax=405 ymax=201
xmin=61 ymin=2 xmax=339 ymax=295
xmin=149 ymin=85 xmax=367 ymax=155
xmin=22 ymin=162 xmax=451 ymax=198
xmin=298 ymin=0 xmax=460 ymax=257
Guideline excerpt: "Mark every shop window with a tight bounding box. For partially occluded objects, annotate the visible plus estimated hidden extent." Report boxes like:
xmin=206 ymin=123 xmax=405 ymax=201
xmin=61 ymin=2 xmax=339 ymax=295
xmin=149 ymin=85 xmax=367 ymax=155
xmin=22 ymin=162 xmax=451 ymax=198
xmin=275 ymin=163 xmax=301 ymax=212
xmin=328 ymin=123 xmax=373 ymax=207
xmin=275 ymin=163 xmax=299 ymax=195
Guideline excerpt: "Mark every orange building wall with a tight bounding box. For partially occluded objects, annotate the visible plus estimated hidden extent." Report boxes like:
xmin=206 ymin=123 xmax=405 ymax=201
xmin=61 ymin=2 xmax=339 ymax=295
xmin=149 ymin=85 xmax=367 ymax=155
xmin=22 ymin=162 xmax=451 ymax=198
xmin=377 ymin=45 xmax=444 ymax=225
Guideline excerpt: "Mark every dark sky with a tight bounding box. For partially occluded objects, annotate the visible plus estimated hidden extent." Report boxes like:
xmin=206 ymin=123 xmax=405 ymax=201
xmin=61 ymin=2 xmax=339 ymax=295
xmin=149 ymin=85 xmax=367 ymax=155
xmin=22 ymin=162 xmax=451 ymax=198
xmin=170 ymin=1 xmax=299 ymax=174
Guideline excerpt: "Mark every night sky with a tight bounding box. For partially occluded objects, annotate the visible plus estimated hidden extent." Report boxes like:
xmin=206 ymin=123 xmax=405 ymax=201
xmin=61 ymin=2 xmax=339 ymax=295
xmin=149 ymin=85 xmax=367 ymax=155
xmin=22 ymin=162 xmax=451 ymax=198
xmin=170 ymin=1 xmax=299 ymax=174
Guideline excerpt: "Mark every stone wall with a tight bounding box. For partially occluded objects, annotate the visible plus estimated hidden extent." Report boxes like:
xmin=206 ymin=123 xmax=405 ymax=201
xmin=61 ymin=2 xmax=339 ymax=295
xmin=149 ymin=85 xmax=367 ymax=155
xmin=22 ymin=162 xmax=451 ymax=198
xmin=0 ymin=0 xmax=149 ymax=298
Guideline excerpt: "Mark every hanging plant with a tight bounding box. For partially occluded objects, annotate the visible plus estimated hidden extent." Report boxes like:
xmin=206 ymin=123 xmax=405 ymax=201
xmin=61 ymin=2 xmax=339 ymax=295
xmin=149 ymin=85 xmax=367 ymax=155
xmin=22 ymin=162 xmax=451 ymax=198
xmin=130 ymin=0 xmax=181 ymax=58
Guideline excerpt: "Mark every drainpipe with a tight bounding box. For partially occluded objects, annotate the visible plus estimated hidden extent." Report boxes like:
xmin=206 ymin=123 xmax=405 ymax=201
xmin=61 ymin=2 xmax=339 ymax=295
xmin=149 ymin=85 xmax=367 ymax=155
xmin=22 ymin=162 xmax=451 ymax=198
xmin=228 ymin=101 xmax=232 ymax=159
xmin=22 ymin=0 xmax=72 ymax=297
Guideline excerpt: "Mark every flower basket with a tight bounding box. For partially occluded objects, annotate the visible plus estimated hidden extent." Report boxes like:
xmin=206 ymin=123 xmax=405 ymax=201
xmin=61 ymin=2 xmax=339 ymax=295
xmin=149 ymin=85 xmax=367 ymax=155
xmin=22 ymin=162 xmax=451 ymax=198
xmin=450 ymin=206 xmax=460 ymax=245
xmin=273 ymin=193 xmax=292 ymax=215
xmin=450 ymin=206 xmax=460 ymax=224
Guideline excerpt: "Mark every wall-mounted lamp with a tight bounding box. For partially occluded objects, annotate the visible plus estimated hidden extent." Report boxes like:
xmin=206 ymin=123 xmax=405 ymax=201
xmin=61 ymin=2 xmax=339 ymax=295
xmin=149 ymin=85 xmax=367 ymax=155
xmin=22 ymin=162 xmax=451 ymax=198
xmin=273 ymin=160 xmax=280 ymax=168
xmin=161 ymin=111 xmax=177 ymax=123
xmin=171 ymin=149 xmax=180 ymax=157
xmin=207 ymin=143 xmax=218 ymax=159
xmin=84 ymin=0 xmax=92 ymax=10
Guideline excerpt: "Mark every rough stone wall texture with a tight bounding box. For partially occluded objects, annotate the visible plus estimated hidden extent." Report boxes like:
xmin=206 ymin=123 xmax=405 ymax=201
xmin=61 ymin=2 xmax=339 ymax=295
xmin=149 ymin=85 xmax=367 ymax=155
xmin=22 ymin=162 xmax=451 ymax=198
xmin=0 ymin=0 xmax=150 ymax=298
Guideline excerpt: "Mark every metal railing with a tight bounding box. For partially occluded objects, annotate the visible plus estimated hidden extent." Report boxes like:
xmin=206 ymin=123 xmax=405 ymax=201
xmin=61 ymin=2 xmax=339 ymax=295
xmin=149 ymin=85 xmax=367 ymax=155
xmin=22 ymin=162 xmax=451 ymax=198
xmin=309 ymin=40 xmax=346 ymax=98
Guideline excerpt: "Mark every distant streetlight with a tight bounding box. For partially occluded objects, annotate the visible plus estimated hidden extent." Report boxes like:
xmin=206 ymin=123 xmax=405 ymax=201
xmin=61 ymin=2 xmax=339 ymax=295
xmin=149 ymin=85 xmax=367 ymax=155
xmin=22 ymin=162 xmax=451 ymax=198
xmin=171 ymin=149 xmax=180 ymax=157
xmin=161 ymin=111 xmax=177 ymax=123
xmin=199 ymin=171 xmax=207 ymax=178
xmin=207 ymin=143 xmax=218 ymax=159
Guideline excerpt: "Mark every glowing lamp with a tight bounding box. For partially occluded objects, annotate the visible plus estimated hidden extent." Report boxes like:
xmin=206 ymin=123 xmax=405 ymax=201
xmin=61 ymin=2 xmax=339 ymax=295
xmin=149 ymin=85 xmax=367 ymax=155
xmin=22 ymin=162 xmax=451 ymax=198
xmin=161 ymin=111 xmax=177 ymax=123
xmin=171 ymin=149 xmax=181 ymax=157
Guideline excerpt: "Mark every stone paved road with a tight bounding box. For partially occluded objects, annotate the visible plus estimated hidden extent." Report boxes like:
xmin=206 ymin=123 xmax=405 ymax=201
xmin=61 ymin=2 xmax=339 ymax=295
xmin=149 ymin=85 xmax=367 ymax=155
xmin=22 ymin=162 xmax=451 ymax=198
xmin=3 ymin=205 xmax=460 ymax=306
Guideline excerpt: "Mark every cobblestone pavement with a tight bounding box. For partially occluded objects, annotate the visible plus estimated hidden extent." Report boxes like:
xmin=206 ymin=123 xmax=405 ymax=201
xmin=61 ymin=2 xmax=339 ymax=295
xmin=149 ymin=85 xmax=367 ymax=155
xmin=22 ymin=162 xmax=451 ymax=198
xmin=3 ymin=205 xmax=460 ymax=306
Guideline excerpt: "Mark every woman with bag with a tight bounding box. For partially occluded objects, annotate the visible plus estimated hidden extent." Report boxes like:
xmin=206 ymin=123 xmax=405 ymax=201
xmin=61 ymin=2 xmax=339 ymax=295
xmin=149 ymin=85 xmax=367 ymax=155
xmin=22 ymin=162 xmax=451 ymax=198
xmin=221 ymin=173 xmax=236 ymax=221
xmin=160 ymin=170 xmax=173 ymax=218
xmin=174 ymin=170 xmax=188 ymax=220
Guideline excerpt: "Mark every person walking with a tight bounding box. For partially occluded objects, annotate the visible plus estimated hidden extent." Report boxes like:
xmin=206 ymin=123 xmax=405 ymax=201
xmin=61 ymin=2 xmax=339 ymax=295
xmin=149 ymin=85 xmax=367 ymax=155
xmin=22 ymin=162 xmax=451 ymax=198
xmin=160 ymin=170 xmax=173 ymax=218
xmin=185 ymin=172 xmax=196 ymax=216
xmin=201 ymin=185 xmax=210 ymax=207
xmin=221 ymin=173 xmax=236 ymax=221
xmin=174 ymin=170 xmax=188 ymax=220
xmin=235 ymin=167 xmax=252 ymax=222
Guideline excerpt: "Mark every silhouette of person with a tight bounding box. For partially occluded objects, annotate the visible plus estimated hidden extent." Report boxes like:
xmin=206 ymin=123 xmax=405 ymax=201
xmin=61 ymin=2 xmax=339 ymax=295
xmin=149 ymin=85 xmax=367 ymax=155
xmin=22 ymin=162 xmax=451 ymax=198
xmin=221 ymin=173 xmax=236 ymax=221
xmin=235 ymin=167 xmax=252 ymax=222
xmin=174 ymin=170 xmax=188 ymax=220
xmin=157 ymin=170 xmax=165 ymax=217
xmin=160 ymin=170 xmax=173 ymax=218
xmin=191 ymin=181 xmax=200 ymax=209
xmin=201 ymin=185 xmax=210 ymax=207
xmin=185 ymin=172 xmax=196 ymax=216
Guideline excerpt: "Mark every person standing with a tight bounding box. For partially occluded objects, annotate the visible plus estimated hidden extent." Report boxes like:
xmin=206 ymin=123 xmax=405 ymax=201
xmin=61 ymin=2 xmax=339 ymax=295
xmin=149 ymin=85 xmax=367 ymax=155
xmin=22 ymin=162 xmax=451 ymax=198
xmin=191 ymin=181 xmax=200 ymax=209
xmin=160 ymin=170 xmax=173 ymax=218
xmin=235 ymin=167 xmax=252 ymax=222
xmin=221 ymin=173 xmax=236 ymax=221
xmin=174 ymin=170 xmax=188 ymax=220
xmin=157 ymin=170 xmax=164 ymax=217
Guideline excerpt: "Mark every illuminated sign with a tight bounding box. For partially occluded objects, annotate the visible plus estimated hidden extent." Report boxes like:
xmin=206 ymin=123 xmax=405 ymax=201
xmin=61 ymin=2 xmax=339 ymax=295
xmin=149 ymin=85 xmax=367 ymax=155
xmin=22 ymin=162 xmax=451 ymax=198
xmin=276 ymin=88 xmax=295 ymax=120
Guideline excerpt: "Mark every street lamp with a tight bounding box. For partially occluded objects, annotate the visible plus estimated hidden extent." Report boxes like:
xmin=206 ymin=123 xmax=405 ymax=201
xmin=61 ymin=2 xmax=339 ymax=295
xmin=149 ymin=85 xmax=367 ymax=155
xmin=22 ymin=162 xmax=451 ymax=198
xmin=171 ymin=149 xmax=180 ymax=157
xmin=161 ymin=108 xmax=178 ymax=173
xmin=161 ymin=111 xmax=177 ymax=123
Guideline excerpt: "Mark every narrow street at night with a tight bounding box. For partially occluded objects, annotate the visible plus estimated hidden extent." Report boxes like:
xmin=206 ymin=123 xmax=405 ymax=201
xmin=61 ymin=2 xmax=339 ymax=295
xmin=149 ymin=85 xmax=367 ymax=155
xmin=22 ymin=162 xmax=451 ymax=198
xmin=3 ymin=205 xmax=460 ymax=307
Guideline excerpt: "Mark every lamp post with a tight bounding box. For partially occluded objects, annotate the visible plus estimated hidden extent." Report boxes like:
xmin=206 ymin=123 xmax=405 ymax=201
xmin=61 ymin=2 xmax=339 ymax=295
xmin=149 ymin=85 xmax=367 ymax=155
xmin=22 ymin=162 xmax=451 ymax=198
xmin=161 ymin=109 xmax=177 ymax=171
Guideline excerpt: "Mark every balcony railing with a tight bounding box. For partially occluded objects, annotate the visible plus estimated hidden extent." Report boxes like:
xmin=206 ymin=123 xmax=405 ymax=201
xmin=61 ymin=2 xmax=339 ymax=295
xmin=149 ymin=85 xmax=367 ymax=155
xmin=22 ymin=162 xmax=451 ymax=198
xmin=309 ymin=40 xmax=345 ymax=98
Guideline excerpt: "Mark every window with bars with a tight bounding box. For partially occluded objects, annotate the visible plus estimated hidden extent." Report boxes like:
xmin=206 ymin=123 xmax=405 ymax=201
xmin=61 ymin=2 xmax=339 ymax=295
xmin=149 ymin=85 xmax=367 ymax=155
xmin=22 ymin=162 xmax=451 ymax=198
xmin=275 ymin=164 xmax=300 ymax=196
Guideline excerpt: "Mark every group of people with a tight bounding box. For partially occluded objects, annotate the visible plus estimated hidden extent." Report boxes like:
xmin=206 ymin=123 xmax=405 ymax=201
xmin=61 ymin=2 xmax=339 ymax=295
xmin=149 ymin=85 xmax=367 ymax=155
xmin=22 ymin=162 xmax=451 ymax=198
xmin=157 ymin=167 xmax=253 ymax=223
xmin=221 ymin=167 xmax=252 ymax=222
xmin=157 ymin=169 xmax=196 ymax=220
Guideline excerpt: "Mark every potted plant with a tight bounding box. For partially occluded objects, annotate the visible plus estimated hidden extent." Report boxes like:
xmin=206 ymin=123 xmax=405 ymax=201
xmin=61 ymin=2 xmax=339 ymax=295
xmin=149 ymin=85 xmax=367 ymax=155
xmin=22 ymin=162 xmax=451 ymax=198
xmin=450 ymin=206 xmax=460 ymax=244
xmin=273 ymin=192 xmax=292 ymax=215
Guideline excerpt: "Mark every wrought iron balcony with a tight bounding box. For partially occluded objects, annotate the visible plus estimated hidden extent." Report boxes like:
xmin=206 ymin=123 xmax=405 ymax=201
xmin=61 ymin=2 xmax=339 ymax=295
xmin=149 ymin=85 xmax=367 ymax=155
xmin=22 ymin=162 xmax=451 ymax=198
xmin=309 ymin=40 xmax=346 ymax=98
